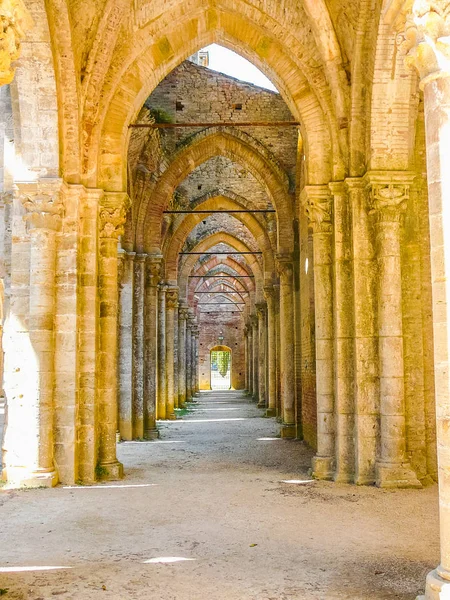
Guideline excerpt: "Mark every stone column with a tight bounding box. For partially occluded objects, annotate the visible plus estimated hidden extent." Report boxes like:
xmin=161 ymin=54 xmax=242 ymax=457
xmin=302 ymin=187 xmax=335 ymax=475
xmin=132 ymin=254 xmax=146 ymax=438
xmin=185 ymin=312 xmax=193 ymax=401
xmin=194 ymin=328 xmax=200 ymax=393
xmin=402 ymin=5 xmax=450 ymax=592
xmin=264 ymin=287 xmax=277 ymax=417
xmin=251 ymin=314 xmax=259 ymax=402
xmin=273 ymin=284 xmax=282 ymax=419
xmin=97 ymin=193 xmax=129 ymax=480
xmin=143 ymin=255 xmax=162 ymax=439
xmin=346 ymin=177 xmax=378 ymax=485
xmin=178 ymin=302 xmax=188 ymax=407
xmin=118 ymin=250 xmax=135 ymax=440
xmin=17 ymin=186 xmax=62 ymax=487
xmin=173 ymin=301 xmax=179 ymax=407
xmin=191 ymin=324 xmax=198 ymax=396
xmin=366 ymin=173 xmax=421 ymax=488
xmin=256 ymin=302 xmax=267 ymax=408
xmin=157 ymin=283 xmax=167 ymax=419
xmin=247 ymin=321 xmax=253 ymax=396
xmin=330 ymin=182 xmax=355 ymax=483
xmin=277 ymin=255 xmax=296 ymax=438
xmin=165 ymin=286 xmax=178 ymax=420
xmin=244 ymin=326 xmax=249 ymax=391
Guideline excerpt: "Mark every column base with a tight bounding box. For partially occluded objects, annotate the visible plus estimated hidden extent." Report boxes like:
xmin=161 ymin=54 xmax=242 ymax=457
xmin=2 ymin=468 xmax=58 ymax=489
xmin=280 ymin=423 xmax=296 ymax=438
xmin=266 ymin=408 xmax=276 ymax=417
xmin=144 ymin=428 xmax=159 ymax=440
xmin=97 ymin=460 xmax=123 ymax=481
xmin=167 ymin=413 xmax=177 ymax=420
xmin=417 ymin=567 xmax=450 ymax=599
xmin=334 ymin=472 xmax=354 ymax=484
xmin=257 ymin=402 xmax=266 ymax=409
xmin=312 ymin=456 xmax=334 ymax=480
xmin=375 ymin=461 xmax=422 ymax=489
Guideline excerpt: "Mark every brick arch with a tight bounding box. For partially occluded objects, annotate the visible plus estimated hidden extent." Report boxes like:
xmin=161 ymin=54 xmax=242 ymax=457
xmin=194 ymin=281 xmax=250 ymax=308
xmin=163 ymin=194 xmax=275 ymax=281
xmin=87 ymin=1 xmax=342 ymax=190
xmin=188 ymin=259 xmax=255 ymax=300
xmin=178 ymin=232 xmax=264 ymax=300
xmin=139 ymin=129 xmax=293 ymax=254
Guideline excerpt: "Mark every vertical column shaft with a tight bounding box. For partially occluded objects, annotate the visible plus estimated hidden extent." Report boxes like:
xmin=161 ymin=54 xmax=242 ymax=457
xmin=403 ymin=13 xmax=450 ymax=595
xmin=157 ymin=284 xmax=167 ymax=419
xmin=277 ymin=255 xmax=296 ymax=438
xmin=367 ymin=174 xmax=421 ymax=489
xmin=165 ymin=287 xmax=178 ymax=420
xmin=132 ymin=254 xmax=146 ymax=438
xmin=97 ymin=194 xmax=128 ymax=479
xmin=331 ymin=182 xmax=355 ymax=483
xmin=347 ymin=178 xmax=378 ymax=484
xmin=247 ymin=322 xmax=253 ymax=396
xmin=178 ymin=304 xmax=188 ymax=406
xmin=256 ymin=303 xmax=267 ymax=408
xmin=186 ymin=316 xmax=193 ymax=400
xmin=264 ymin=287 xmax=277 ymax=417
xmin=303 ymin=187 xmax=335 ymax=479
xmin=251 ymin=314 xmax=258 ymax=402
xmin=118 ymin=250 xmax=134 ymax=440
xmin=144 ymin=255 xmax=161 ymax=439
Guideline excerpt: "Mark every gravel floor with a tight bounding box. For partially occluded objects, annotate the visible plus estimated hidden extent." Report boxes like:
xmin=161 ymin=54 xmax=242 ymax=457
xmin=0 ymin=390 xmax=440 ymax=599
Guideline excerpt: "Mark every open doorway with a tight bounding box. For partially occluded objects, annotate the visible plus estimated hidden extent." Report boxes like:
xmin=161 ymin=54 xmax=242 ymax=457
xmin=210 ymin=345 xmax=232 ymax=390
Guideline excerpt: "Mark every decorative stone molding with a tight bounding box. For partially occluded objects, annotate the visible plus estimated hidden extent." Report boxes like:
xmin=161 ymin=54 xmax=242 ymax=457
xmin=364 ymin=171 xmax=416 ymax=223
xmin=166 ymin=287 xmax=179 ymax=309
xmin=369 ymin=184 xmax=409 ymax=222
xmin=400 ymin=0 xmax=450 ymax=84
xmin=178 ymin=306 xmax=189 ymax=321
xmin=263 ymin=286 xmax=276 ymax=304
xmin=21 ymin=190 xmax=64 ymax=232
xmin=145 ymin=254 xmax=163 ymax=287
xmin=0 ymin=0 xmax=32 ymax=86
xmin=301 ymin=185 xmax=332 ymax=233
xmin=99 ymin=192 xmax=130 ymax=239
xmin=255 ymin=302 xmax=266 ymax=316
xmin=276 ymin=253 xmax=294 ymax=278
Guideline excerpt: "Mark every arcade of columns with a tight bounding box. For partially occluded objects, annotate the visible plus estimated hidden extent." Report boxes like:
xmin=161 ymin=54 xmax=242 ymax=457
xmin=2 ymin=0 xmax=450 ymax=597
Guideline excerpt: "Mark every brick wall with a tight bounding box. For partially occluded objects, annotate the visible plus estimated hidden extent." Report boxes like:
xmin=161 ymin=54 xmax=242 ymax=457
xmin=198 ymin=309 xmax=246 ymax=390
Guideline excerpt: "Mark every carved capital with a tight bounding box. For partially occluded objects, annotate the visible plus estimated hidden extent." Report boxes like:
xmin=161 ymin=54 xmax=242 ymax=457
xmin=399 ymin=1 xmax=450 ymax=84
xmin=256 ymin=302 xmax=266 ymax=318
xmin=21 ymin=189 xmax=63 ymax=232
xmin=301 ymin=185 xmax=332 ymax=233
xmin=178 ymin=306 xmax=189 ymax=321
xmin=263 ymin=285 xmax=275 ymax=304
xmin=145 ymin=254 xmax=163 ymax=287
xmin=166 ymin=287 xmax=179 ymax=310
xmin=365 ymin=171 xmax=415 ymax=223
xmin=0 ymin=0 xmax=32 ymax=86
xmin=276 ymin=253 xmax=294 ymax=279
xmin=99 ymin=192 xmax=130 ymax=239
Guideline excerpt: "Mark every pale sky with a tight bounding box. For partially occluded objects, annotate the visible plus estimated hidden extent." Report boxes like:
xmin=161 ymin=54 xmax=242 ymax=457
xmin=201 ymin=44 xmax=278 ymax=93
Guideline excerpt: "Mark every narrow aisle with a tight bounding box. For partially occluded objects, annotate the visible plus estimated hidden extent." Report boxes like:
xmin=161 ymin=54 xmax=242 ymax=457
xmin=0 ymin=391 xmax=439 ymax=600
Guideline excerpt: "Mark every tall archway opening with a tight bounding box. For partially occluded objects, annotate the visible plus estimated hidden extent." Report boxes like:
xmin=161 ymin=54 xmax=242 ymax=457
xmin=210 ymin=345 xmax=232 ymax=390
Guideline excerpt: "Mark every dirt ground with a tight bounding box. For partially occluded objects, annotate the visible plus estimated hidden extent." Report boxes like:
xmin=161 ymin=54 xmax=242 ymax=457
xmin=0 ymin=391 xmax=440 ymax=599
